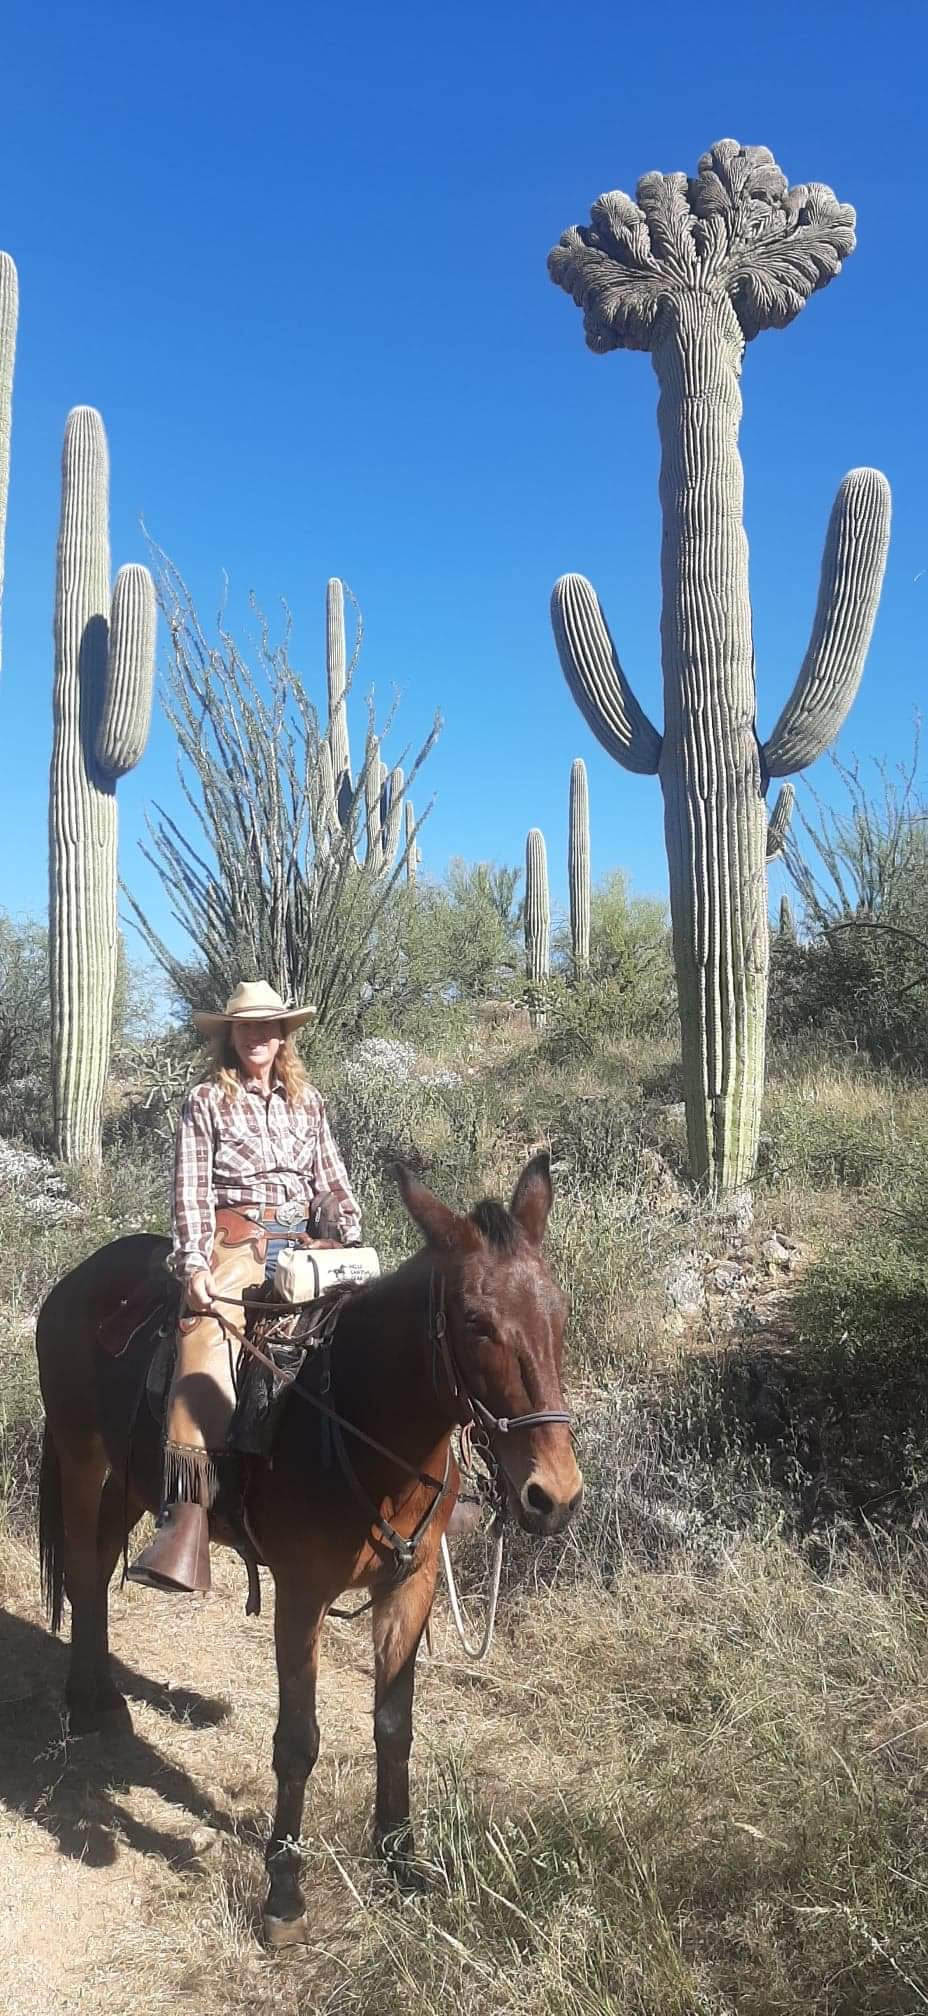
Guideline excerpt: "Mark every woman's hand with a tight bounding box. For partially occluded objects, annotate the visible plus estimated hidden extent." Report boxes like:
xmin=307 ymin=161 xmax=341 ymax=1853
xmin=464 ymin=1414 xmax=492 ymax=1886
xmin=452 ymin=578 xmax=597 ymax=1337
xmin=185 ymin=1268 xmax=219 ymax=1314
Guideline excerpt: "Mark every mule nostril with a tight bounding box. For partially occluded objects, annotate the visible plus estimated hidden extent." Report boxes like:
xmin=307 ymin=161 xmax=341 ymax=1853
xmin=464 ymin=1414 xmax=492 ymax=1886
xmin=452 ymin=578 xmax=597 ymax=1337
xmin=525 ymin=1482 xmax=555 ymax=1519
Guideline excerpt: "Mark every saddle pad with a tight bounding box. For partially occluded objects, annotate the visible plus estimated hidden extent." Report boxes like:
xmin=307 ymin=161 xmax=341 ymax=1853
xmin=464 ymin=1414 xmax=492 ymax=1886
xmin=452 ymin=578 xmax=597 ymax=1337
xmin=273 ymin=1245 xmax=380 ymax=1304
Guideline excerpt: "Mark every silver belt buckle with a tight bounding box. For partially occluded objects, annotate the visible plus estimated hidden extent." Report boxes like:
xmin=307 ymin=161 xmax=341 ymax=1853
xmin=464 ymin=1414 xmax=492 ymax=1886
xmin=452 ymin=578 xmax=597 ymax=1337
xmin=274 ymin=1199 xmax=305 ymax=1230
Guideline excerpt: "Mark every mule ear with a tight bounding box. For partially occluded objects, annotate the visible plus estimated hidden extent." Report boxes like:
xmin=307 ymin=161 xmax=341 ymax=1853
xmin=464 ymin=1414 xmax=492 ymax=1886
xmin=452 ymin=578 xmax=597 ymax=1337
xmin=393 ymin=1163 xmax=474 ymax=1251
xmin=510 ymin=1151 xmax=553 ymax=1248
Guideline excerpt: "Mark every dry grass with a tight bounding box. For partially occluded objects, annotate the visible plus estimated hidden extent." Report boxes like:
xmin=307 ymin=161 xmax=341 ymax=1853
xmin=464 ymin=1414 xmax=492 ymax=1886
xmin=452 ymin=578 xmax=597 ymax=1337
xmin=10 ymin=1545 xmax=922 ymax=2016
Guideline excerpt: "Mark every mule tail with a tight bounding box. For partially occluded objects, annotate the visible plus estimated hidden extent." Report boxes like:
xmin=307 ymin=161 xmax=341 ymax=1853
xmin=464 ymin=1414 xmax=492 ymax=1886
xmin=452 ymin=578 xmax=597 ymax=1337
xmin=39 ymin=1423 xmax=66 ymax=1634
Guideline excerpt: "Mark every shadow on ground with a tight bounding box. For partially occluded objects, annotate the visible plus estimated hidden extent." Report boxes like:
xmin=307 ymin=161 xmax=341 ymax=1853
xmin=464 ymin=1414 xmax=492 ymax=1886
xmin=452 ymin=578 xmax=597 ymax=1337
xmin=0 ymin=1603 xmax=235 ymax=1870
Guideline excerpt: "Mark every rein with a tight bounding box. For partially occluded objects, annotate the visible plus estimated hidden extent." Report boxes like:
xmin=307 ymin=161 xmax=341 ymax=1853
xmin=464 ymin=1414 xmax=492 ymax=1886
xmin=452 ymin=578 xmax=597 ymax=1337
xmin=208 ymin=1260 xmax=573 ymax=1599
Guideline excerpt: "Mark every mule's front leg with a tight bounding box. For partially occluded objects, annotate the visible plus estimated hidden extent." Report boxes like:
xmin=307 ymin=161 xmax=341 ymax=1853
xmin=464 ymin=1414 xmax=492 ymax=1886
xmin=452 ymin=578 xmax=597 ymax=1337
xmin=264 ymin=1579 xmax=325 ymax=1948
xmin=372 ymin=1563 xmax=436 ymax=1882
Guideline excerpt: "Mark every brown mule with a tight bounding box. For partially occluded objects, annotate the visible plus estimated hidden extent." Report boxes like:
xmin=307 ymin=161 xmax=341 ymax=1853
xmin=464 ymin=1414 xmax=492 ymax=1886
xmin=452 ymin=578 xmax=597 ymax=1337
xmin=35 ymin=1155 xmax=582 ymax=1943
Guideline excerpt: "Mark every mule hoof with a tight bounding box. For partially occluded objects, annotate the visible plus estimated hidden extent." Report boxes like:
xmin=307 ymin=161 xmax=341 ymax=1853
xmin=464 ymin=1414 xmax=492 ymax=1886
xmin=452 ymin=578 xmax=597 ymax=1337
xmin=389 ymin=1858 xmax=432 ymax=1895
xmin=263 ymin=1912 xmax=309 ymax=1950
xmin=96 ymin=1689 xmax=133 ymax=1730
xmin=66 ymin=1691 xmax=133 ymax=1739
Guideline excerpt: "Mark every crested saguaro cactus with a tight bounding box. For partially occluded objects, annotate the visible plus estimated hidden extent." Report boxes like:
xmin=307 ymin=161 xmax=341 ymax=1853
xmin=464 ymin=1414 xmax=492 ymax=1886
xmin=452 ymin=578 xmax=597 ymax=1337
xmin=549 ymin=140 xmax=890 ymax=1192
xmin=524 ymin=827 xmax=550 ymax=1028
xmin=0 ymin=251 xmax=18 ymax=681
xmin=569 ymin=757 xmax=591 ymax=975
xmin=49 ymin=407 xmax=156 ymax=1162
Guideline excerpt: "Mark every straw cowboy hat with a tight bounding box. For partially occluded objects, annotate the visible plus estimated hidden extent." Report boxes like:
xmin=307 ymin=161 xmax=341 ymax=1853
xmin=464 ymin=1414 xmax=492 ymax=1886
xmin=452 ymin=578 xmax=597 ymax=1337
xmin=193 ymin=980 xmax=317 ymax=1036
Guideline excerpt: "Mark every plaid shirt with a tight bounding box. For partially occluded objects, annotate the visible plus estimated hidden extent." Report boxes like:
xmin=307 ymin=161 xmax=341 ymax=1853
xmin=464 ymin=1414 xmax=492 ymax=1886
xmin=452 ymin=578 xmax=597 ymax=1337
xmin=171 ymin=1077 xmax=361 ymax=1278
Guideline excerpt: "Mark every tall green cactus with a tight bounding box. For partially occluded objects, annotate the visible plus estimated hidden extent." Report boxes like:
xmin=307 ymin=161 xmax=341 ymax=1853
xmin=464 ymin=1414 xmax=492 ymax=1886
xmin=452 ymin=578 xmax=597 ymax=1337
xmin=569 ymin=757 xmax=591 ymax=975
xmin=524 ymin=828 xmax=550 ymax=1028
xmin=549 ymin=140 xmax=890 ymax=1193
xmin=321 ymin=578 xmax=413 ymax=883
xmin=404 ymin=799 xmax=420 ymax=885
xmin=326 ymin=577 xmax=352 ymax=825
xmin=49 ymin=407 xmax=156 ymax=1162
xmin=0 ymin=252 xmax=18 ymax=681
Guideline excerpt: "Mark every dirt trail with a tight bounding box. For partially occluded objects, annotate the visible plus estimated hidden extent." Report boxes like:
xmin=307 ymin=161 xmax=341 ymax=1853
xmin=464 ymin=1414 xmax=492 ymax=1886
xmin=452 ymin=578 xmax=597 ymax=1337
xmin=0 ymin=1546 xmax=437 ymax=2014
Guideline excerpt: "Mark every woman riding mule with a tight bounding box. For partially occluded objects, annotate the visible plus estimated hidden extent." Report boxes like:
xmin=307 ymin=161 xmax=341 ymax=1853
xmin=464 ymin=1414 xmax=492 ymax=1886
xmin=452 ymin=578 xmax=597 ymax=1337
xmin=36 ymin=1150 xmax=581 ymax=1942
xmin=128 ymin=979 xmax=361 ymax=1594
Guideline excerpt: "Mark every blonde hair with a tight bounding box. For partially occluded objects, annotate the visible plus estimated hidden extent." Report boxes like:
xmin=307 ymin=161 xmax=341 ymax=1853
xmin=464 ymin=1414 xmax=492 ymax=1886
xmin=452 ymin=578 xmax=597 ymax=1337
xmin=206 ymin=1027 xmax=311 ymax=1107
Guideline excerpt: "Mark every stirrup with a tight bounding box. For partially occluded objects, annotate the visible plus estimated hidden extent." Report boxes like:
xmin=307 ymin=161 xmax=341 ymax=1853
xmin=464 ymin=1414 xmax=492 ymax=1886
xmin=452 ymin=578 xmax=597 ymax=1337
xmin=126 ymin=1500 xmax=211 ymax=1594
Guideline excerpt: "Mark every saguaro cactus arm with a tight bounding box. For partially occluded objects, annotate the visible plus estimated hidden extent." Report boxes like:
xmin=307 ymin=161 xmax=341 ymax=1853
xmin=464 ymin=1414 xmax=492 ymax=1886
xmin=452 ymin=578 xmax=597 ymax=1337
xmin=762 ymin=469 xmax=891 ymax=778
xmin=0 ymin=251 xmax=17 ymax=681
xmin=551 ymin=574 xmax=662 ymax=774
xmin=765 ymin=783 xmax=795 ymax=862
xmin=97 ymin=564 xmax=156 ymax=776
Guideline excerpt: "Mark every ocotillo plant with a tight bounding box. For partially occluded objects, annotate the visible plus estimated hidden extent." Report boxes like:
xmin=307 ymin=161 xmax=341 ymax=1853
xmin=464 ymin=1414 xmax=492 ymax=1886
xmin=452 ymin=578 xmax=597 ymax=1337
xmin=127 ymin=563 xmax=437 ymax=1029
xmin=0 ymin=251 xmax=18 ymax=680
xmin=49 ymin=407 xmax=156 ymax=1162
xmin=524 ymin=827 xmax=550 ymax=1028
xmin=549 ymin=139 xmax=890 ymax=1192
xmin=569 ymin=757 xmax=591 ymax=975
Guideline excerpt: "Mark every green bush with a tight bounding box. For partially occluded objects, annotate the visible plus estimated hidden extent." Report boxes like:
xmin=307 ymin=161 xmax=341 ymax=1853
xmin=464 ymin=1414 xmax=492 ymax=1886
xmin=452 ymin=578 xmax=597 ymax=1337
xmin=774 ymin=746 xmax=928 ymax=1069
xmin=358 ymin=859 xmax=522 ymax=1034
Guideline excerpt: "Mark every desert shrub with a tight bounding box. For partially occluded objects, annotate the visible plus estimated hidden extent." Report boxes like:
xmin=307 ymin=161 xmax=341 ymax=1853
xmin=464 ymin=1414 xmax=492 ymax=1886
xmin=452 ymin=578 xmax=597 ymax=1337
xmin=551 ymin=871 xmax=675 ymax=1045
xmin=0 ymin=912 xmax=49 ymax=1090
xmin=358 ymin=861 xmax=523 ymax=1036
xmin=773 ymin=744 xmax=928 ymax=1068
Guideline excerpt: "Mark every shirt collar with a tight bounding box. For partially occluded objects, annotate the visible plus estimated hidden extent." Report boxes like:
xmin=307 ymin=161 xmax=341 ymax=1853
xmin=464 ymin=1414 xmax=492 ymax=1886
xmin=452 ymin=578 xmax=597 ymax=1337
xmin=240 ymin=1075 xmax=286 ymax=1099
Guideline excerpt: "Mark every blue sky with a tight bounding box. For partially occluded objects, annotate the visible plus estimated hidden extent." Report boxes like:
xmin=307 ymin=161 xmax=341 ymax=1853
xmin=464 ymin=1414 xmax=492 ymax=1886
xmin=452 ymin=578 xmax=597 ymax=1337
xmin=1 ymin=0 xmax=925 ymax=967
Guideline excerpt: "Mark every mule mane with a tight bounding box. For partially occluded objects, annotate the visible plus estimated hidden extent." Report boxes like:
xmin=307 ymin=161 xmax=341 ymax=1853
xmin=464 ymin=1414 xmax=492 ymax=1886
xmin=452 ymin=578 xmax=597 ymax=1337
xmin=468 ymin=1199 xmax=520 ymax=1252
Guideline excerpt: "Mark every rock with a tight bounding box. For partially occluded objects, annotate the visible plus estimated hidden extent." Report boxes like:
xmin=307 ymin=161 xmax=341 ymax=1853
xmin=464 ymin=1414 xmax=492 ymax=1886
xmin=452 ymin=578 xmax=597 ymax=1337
xmin=762 ymin=1235 xmax=794 ymax=1268
xmin=713 ymin=1187 xmax=754 ymax=1235
xmin=712 ymin=1264 xmax=743 ymax=1294
xmin=663 ymin=1254 xmax=705 ymax=1317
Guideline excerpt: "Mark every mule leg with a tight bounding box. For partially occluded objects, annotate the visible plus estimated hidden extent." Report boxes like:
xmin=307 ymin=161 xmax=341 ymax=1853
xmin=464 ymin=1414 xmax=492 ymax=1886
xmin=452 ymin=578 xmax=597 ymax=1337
xmin=91 ymin=1470 xmax=146 ymax=1723
xmin=57 ymin=1440 xmax=110 ymax=1733
xmin=372 ymin=1563 xmax=437 ymax=1880
xmin=263 ymin=1579 xmax=326 ymax=1946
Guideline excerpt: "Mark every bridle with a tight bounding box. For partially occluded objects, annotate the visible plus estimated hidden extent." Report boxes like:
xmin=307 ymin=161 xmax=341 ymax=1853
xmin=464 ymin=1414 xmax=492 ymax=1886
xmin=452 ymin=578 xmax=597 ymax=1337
xmin=427 ymin=1268 xmax=573 ymax=1442
xmin=213 ymin=1259 xmax=573 ymax=1593
xmin=426 ymin=1269 xmax=574 ymax=1524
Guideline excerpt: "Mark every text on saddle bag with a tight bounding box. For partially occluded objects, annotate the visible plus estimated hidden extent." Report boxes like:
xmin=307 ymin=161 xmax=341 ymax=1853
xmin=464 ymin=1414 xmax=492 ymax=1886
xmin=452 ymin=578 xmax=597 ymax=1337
xmin=273 ymin=1245 xmax=381 ymax=1305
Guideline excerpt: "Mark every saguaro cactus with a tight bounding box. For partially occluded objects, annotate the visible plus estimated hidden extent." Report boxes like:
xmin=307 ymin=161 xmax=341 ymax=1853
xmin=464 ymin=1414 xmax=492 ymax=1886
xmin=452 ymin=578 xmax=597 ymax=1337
xmin=404 ymin=799 xmax=420 ymax=885
xmin=326 ymin=577 xmax=353 ymax=825
xmin=0 ymin=251 xmax=18 ymax=680
xmin=49 ymin=407 xmax=156 ymax=1162
xmin=549 ymin=139 xmax=890 ymax=1192
xmin=778 ymin=892 xmax=796 ymax=940
xmin=569 ymin=757 xmax=591 ymax=975
xmin=524 ymin=827 xmax=550 ymax=1028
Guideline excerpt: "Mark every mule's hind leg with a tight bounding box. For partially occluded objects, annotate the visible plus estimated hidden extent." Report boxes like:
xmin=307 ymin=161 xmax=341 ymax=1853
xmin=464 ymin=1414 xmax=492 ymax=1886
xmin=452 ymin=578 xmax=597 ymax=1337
xmin=56 ymin=1438 xmax=111 ymax=1734
xmin=264 ymin=1576 xmax=326 ymax=1947
xmin=90 ymin=1469 xmax=146 ymax=1725
xmin=372 ymin=1562 xmax=437 ymax=1882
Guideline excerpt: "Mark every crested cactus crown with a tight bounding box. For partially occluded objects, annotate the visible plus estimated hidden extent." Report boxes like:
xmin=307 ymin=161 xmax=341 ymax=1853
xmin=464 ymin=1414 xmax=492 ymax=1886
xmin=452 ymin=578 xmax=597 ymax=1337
xmin=549 ymin=139 xmax=856 ymax=354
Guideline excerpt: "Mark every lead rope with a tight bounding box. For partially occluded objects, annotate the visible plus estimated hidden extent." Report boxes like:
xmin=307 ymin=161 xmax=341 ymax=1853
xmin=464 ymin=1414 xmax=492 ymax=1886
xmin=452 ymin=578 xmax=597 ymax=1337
xmin=438 ymin=1523 xmax=505 ymax=1663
